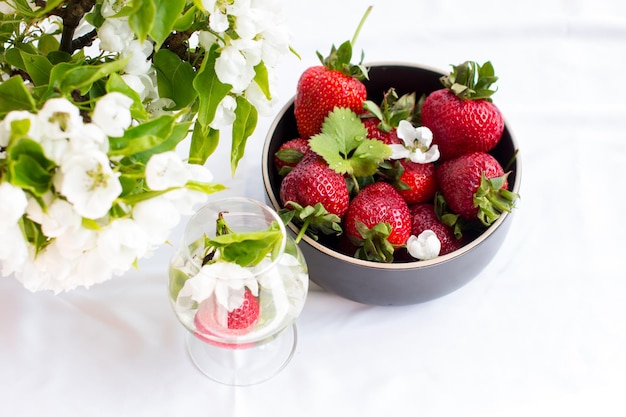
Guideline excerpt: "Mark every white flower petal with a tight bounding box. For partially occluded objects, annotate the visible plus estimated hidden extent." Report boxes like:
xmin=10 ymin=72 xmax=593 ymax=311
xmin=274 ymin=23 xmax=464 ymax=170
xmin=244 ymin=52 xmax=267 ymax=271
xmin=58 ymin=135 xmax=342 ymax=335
xmin=92 ymin=92 xmax=133 ymax=137
xmin=55 ymin=150 xmax=122 ymax=219
xmin=388 ymin=144 xmax=411 ymax=160
xmin=396 ymin=120 xmax=417 ymax=146
xmin=415 ymin=126 xmax=434 ymax=147
xmin=0 ymin=182 xmax=27 ymax=228
xmin=407 ymin=230 xmax=441 ymax=260
xmin=145 ymin=151 xmax=191 ymax=190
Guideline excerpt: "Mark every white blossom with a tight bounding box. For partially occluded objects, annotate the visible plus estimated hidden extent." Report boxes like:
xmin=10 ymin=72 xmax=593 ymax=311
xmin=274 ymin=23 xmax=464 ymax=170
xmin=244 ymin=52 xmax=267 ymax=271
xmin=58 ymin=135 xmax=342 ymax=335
xmin=246 ymin=80 xmax=275 ymax=117
xmin=101 ymin=0 xmax=127 ymax=18
xmin=197 ymin=31 xmax=219 ymax=50
xmin=25 ymin=196 xmax=81 ymax=238
xmin=145 ymin=151 xmax=191 ymax=191
xmin=209 ymin=95 xmax=237 ymax=130
xmin=95 ymin=218 xmax=149 ymax=274
xmin=0 ymin=182 xmax=27 ymax=228
xmin=176 ymin=262 xmax=259 ymax=312
xmin=71 ymin=122 xmax=109 ymax=154
xmin=92 ymin=92 xmax=133 ymax=137
xmin=98 ymin=17 xmax=133 ymax=52
xmin=0 ymin=110 xmax=41 ymax=148
xmin=54 ymin=150 xmax=122 ymax=219
xmin=0 ymin=223 xmax=28 ymax=277
xmin=132 ymin=196 xmax=181 ymax=246
xmin=37 ymin=97 xmax=83 ymax=140
xmin=407 ymin=230 xmax=441 ymax=260
xmin=215 ymin=43 xmax=257 ymax=93
xmin=389 ymin=120 xmax=440 ymax=163
xmin=53 ymin=226 xmax=97 ymax=260
xmin=121 ymin=40 xmax=153 ymax=75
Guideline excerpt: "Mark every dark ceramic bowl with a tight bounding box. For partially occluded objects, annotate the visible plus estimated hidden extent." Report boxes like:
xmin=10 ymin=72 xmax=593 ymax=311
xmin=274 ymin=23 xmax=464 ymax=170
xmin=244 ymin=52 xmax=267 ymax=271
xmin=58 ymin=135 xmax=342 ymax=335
xmin=262 ymin=62 xmax=521 ymax=306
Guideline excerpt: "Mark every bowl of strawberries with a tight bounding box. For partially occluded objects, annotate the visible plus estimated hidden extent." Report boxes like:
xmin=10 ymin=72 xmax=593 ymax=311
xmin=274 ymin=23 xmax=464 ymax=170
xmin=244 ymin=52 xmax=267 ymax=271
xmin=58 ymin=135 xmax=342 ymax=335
xmin=262 ymin=53 xmax=521 ymax=306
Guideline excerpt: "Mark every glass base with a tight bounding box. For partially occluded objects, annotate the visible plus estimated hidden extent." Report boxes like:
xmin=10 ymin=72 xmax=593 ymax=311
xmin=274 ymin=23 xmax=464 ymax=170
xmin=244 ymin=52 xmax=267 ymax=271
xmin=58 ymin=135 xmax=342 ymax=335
xmin=185 ymin=324 xmax=298 ymax=386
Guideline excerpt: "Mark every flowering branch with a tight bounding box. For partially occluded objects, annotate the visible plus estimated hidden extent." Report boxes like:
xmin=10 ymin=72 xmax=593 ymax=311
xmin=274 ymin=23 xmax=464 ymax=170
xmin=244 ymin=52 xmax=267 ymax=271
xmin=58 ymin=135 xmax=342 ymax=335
xmin=0 ymin=0 xmax=293 ymax=293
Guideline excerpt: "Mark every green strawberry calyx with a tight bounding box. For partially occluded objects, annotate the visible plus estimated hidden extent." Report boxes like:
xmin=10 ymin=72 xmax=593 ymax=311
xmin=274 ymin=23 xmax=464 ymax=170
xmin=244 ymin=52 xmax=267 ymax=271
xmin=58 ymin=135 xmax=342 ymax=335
xmin=202 ymin=212 xmax=284 ymax=267
xmin=362 ymin=88 xmax=417 ymax=132
xmin=474 ymin=172 xmax=519 ymax=226
xmin=279 ymin=201 xmax=342 ymax=243
xmin=309 ymin=107 xmax=392 ymax=192
xmin=441 ymin=60 xmax=499 ymax=101
xmin=316 ymin=6 xmax=372 ymax=80
xmin=351 ymin=221 xmax=395 ymax=263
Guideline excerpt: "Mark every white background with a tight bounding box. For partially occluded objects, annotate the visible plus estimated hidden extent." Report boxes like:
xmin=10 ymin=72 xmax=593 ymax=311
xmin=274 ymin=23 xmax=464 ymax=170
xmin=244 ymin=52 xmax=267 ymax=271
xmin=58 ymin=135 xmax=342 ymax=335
xmin=2 ymin=0 xmax=626 ymax=416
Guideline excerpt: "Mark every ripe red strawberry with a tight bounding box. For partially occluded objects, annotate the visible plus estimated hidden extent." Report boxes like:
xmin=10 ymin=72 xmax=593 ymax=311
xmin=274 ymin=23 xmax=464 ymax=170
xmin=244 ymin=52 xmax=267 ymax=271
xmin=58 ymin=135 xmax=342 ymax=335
xmin=294 ymin=8 xmax=372 ymax=138
xmin=409 ymin=203 xmax=465 ymax=256
xmin=394 ymin=160 xmax=438 ymax=205
xmin=193 ymin=289 xmax=260 ymax=349
xmin=437 ymin=152 xmax=517 ymax=226
xmin=362 ymin=117 xmax=401 ymax=145
xmin=274 ymin=137 xmax=310 ymax=174
xmin=344 ymin=182 xmax=411 ymax=262
xmin=421 ymin=61 xmax=504 ymax=160
xmin=279 ymin=152 xmax=350 ymax=218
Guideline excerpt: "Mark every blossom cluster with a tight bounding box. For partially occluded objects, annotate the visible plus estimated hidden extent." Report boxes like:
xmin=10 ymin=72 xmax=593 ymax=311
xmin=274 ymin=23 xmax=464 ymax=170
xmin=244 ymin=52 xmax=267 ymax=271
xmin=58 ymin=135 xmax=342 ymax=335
xmin=0 ymin=96 xmax=212 ymax=292
xmin=0 ymin=0 xmax=292 ymax=292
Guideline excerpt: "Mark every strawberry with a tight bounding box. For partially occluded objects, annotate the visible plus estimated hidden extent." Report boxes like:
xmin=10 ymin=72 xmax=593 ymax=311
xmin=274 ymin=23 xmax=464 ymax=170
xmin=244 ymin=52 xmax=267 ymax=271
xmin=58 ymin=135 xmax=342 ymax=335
xmin=362 ymin=117 xmax=401 ymax=145
xmin=293 ymin=7 xmax=372 ymax=138
xmin=436 ymin=152 xmax=518 ymax=226
xmin=386 ymin=159 xmax=438 ymax=205
xmin=344 ymin=182 xmax=411 ymax=262
xmin=193 ymin=288 xmax=260 ymax=349
xmin=274 ymin=137 xmax=310 ymax=174
xmin=409 ymin=203 xmax=465 ymax=256
xmin=279 ymin=152 xmax=350 ymax=219
xmin=421 ymin=61 xmax=504 ymax=160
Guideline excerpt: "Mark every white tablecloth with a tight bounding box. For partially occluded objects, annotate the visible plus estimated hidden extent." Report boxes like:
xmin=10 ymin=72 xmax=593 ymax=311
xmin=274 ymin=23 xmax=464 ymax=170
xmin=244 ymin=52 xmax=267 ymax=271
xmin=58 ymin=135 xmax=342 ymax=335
xmin=3 ymin=1 xmax=626 ymax=415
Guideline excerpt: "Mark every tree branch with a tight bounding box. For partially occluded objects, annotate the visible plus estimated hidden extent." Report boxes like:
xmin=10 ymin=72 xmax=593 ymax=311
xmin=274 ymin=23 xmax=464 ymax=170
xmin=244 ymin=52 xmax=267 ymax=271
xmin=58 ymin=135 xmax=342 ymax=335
xmin=57 ymin=0 xmax=97 ymax=54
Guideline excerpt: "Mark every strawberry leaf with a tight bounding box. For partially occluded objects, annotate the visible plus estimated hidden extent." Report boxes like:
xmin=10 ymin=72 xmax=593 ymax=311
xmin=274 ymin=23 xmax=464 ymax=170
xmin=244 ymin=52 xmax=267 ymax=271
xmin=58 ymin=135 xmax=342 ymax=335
xmin=350 ymin=221 xmax=395 ymax=263
xmin=279 ymin=201 xmax=342 ymax=243
xmin=203 ymin=221 xmax=283 ymax=267
xmin=309 ymin=107 xmax=391 ymax=178
xmin=473 ymin=172 xmax=519 ymax=226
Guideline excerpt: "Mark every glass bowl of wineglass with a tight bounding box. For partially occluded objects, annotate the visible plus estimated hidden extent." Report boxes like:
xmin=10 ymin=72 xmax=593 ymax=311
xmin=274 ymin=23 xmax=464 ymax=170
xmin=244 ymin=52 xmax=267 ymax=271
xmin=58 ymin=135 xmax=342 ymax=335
xmin=168 ymin=197 xmax=309 ymax=386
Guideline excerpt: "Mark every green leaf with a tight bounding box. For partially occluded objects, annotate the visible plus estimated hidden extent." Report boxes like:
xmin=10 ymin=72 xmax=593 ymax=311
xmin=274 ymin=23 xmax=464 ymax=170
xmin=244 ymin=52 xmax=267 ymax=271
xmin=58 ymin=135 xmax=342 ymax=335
xmin=105 ymin=73 xmax=149 ymax=120
xmin=280 ymin=201 xmax=342 ymax=243
xmin=37 ymin=33 xmax=60 ymax=55
xmin=19 ymin=217 xmax=48 ymax=256
xmin=150 ymin=0 xmax=186 ymax=48
xmin=231 ymin=95 xmax=258 ymax=175
xmin=20 ymin=50 xmax=53 ymax=86
xmin=132 ymin=120 xmax=192 ymax=163
xmin=128 ymin=0 xmax=156 ymax=43
xmin=184 ymin=181 xmax=227 ymax=195
xmin=204 ymin=224 xmax=283 ymax=267
xmin=7 ymin=138 xmax=55 ymax=196
xmin=173 ymin=5 xmax=198 ymax=31
xmin=309 ymin=107 xmax=391 ymax=177
xmin=352 ymin=221 xmax=395 ymax=263
xmin=0 ymin=76 xmax=36 ymax=116
xmin=192 ymin=45 xmax=230 ymax=132
xmin=53 ymin=58 xmax=129 ymax=94
xmin=189 ymin=121 xmax=219 ymax=165
xmin=108 ymin=114 xmax=176 ymax=157
xmin=253 ymin=61 xmax=271 ymax=100
xmin=153 ymin=49 xmax=197 ymax=110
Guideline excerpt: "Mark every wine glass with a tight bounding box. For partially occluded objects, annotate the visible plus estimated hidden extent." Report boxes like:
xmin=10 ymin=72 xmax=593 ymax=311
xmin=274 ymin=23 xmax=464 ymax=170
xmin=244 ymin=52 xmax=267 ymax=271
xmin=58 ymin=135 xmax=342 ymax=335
xmin=168 ymin=197 xmax=309 ymax=386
